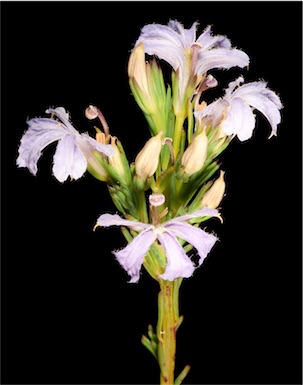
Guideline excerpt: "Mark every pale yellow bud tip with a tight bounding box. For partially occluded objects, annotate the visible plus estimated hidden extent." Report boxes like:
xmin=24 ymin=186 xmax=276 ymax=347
xmin=128 ymin=43 xmax=149 ymax=96
xmin=182 ymin=130 xmax=208 ymax=176
xmin=135 ymin=131 xmax=163 ymax=181
xmin=201 ymin=170 xmax=226 ymax=209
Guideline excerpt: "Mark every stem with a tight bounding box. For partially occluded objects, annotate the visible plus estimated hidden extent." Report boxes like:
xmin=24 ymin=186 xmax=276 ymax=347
xmin=157 ymin=279 xmax=181 ymax=385
xmin=137 ymin=190 xmax=148 ymax=223
xmin=173 ymin=113 xmax=186 ymax=158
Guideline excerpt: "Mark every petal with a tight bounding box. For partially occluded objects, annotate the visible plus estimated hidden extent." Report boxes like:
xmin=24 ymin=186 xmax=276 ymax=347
xmin=137 ymin=22 xmax=184 ymax=48
xmin=135 ymin=23 xmax=184 ymax=71
xmin=16 ymin=118 xmax=67 ymax=175
xmin=196 ymin=25 xmax=232 ymax=50
xmin=46 ymin=107 xmax=76 ymax=134
xmin=96 ymin=213 xmax=150 ymax=232
xmin=168 ymin=20 xmax=197 ymax=47
xmin=114 ymin=228 xmax=157 ymax=283
xmin=138 ymin=39 xmax=183 ymax=72
xmin=52 ymin=134 xmax=87 ymax=182
xmin=164 ymin=222 xmax=218 ymax=266
xmin=195 ymin=99 xmax=227 ymax=128
xmin=158 ymin=231 xmax=195 ymax=281
xmin=166 ymin=207 xmax=219 ymax=225
xmin=224 ymin=76 xmax=244 ymax=99
xmin=196 ymin=48 xmax=249 ymax=75
xmin=222 ymin=97 xmax=256 ymax=141
xmin=233 ymin=82 xmax=282 ymax=137
xmin=233 ymin=81 xmax=282 ymax=108
xmin=79 ymin=134 xmax=114 ymax=157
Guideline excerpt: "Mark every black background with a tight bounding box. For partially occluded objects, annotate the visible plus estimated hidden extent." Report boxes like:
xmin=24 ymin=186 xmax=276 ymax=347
xmin=1 ymin=1 xmax=302 ymax=384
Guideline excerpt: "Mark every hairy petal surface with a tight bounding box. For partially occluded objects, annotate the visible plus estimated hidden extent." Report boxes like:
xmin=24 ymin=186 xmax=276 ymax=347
xmin=52 ymin=134 xmax=87 ymax=182
xmin=196 ymin=25 xmax=231 ymax=50
xmin=96 ymin=213 xmax=151 ymax=231
xmin=79 ymin=134 xmax=114 ymax=157
xmin=16 ymin=118 xmax=67 ymax=175
xmin=233 ymin=82 xmax=282 ymax=137
xmin=196 ymin=48 xmax=249 ymax=75
xmin=46 ymin=107 xmax=76 ymax=134
xmin=114 ymin=228 xmax=158 ymax=283
xmin=166 ymin=207 xmax=219 ymax=224
xmin=165 ymin=222 xmax=218 ymax=266
xmin=158 ymin=231 xmax=195 ymax=281
xmin=168 ymin=19 xmax=197 ymax=46
xmin=195 ymin=99 xmax=227 ymax=128
xmin=136 ymin=30 xmax=184 ymax=71
xmin=222 ymin=97 xmax=256 ymax=141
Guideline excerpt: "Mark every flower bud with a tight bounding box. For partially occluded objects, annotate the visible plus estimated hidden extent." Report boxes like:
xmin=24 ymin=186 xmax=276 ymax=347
xmin=128 ymin=43 xmax=150 ymax=98
xmin=181 ymin=129 xmax=208 ymax=176
xmin=135 ymin=131 xmax=163 ymax=181
xmin=108 ymin=137 xmax=125 ymax=178
xmin=86 ymin=154 xmax=108 ymax=182
xmin=79 ymin=136 xmax=108 ymax=182
xmin=201 ymin=170 xmax=226 ymax=209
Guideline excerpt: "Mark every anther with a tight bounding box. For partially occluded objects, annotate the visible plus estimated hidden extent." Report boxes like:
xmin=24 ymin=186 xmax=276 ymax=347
xmin=85 ymin=105 xmax=110 ymax=138
xmin=149 ymin=193 xmax=165 ymax=207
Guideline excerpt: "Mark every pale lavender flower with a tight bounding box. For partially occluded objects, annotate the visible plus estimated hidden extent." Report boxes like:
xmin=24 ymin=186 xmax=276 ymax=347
xmin=95 ymin=207 xmax=219 ymax=282
xmin=195 ymin=76 xmax=283 ymax=141
xmin=17 ymin=107 xmax=114 ymax=182
xmin=135 ymin=20 xmax=249 ymax=109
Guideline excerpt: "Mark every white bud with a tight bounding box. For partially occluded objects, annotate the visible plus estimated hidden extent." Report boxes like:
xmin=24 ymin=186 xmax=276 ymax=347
xmin=135 ymin=131 xmax=163 ymax=181
xmin=182 ymin=130 xmax=208 ymax=176
xmin=201 ymin=170 xmax=226 ymax=209
xmin=108 ymin=137 xmax=125 ymax=178
xmin=128 ymin=43 xmax=149 ymax=97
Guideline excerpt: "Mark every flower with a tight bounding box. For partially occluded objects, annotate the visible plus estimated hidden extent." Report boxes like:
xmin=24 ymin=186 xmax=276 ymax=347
xmin=95 ymin=207 xmax=219 ymax=282
xmin=135 ymin=20 xmax=249 ymax=112
xmin=195 ymin=76 xmax=283 ymax=141
xmin=17 ymin=107 xmax=114 ymax=182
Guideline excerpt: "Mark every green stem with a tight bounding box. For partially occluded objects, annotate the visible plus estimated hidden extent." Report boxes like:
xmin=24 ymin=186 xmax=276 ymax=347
xmin=157 ymin=279 xmax=180 ymax=385
xmin=137 ymin=190 xmax=148 ymax=223
xmin=173 ymin=113 xmax=186 ymax=158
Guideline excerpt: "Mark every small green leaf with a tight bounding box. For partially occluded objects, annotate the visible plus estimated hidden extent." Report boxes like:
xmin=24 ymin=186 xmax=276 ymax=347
xmin=141 ymin=334 xmax=158 ymax=361
xmin=174 ymin=364 xmax=191 ymax=385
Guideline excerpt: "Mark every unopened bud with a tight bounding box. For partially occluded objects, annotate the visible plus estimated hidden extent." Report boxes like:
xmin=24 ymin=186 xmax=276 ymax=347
xmin=128 ymin=43 xmax=149 ymax=97
xmin=181 ymin=130 xmax=208 ymax=176
xmin=135 ymin=131 xmax=163 ymax=181
xmin=108 ymin=137 xmax=125 ymax=178
xmin=201 ymin=170 xmax=226 ymax=209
